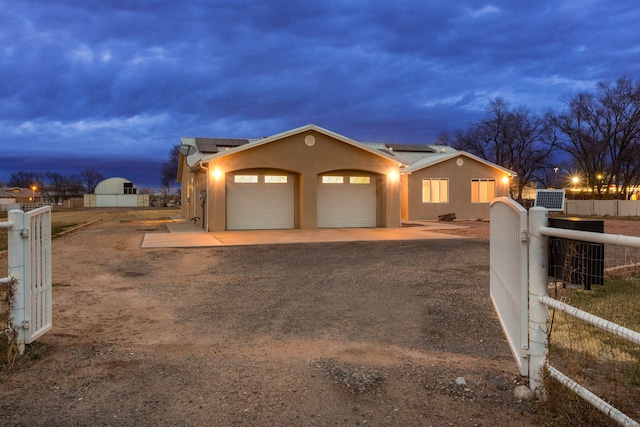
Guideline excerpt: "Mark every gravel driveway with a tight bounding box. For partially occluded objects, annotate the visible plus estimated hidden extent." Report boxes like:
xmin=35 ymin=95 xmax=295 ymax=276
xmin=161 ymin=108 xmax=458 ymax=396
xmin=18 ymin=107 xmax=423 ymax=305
xmin=0 ymin=217 xmax=536 ymax=426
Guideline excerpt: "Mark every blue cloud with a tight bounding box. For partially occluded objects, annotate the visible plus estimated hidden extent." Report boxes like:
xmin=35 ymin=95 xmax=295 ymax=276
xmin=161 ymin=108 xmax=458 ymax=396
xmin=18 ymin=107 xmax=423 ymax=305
xmin=1 ymin=0 xmax=638 ymax=188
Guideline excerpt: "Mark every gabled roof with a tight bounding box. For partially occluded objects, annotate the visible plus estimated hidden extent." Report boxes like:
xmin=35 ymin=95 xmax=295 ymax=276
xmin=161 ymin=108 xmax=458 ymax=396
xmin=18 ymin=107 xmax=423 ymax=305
xmin=362 ymin=142 xmax=458 ymax=165
xmin=405 ymin=150 xmax=517 ymax=176
xmin=178 ymin=125 xmax=515 ymax=176
xmin=194 ymin=124 xmax=408 ymax=165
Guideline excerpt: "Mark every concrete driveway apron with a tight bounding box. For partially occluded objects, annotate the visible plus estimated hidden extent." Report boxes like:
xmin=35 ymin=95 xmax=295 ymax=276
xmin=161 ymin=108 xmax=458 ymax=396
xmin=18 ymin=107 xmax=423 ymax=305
xmin=140 ymin=217 xmax=470 ymax=248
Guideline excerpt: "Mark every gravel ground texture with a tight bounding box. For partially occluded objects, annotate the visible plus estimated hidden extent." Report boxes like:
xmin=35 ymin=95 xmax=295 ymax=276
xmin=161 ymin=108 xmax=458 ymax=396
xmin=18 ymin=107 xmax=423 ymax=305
xmin=0 ymin=212 xmax=637 ymax=426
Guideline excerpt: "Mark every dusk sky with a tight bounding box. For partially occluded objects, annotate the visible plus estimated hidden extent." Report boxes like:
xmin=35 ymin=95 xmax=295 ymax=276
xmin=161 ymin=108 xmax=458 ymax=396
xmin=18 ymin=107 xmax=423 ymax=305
xmin=1 ymin=1 xmax=639 ymax=188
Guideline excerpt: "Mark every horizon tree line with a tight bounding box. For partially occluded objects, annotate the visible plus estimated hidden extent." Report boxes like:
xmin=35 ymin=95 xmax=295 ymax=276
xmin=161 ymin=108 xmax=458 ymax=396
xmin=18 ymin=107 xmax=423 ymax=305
xmin=445 ymin=76 xmax=640 ymax=200
xmin=3 ymin=168 xmax=106 ymax=202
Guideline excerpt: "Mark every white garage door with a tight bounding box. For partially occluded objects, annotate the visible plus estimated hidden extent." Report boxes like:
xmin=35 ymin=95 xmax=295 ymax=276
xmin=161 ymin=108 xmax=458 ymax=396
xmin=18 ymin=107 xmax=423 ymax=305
xmin=227 ymin=174 xmax=294 ymax=230
xmin=317 ymin=175 xmax=376 ymax=228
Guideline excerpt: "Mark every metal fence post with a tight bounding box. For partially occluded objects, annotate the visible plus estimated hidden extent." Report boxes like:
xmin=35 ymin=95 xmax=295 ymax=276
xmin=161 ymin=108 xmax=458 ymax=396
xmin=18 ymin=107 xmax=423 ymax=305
xmin=528 ymin=206 xmax=549 ymax=394
xmin=7 ymin=209 xmax=27 ymax=354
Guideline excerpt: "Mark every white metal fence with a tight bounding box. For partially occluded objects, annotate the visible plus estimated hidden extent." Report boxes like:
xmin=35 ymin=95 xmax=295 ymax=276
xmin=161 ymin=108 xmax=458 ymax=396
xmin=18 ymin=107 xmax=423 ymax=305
xmin=0 ymin=207 xmax=52 ymax=354
xmin=491 ymin=199 xmax=640 ymax=427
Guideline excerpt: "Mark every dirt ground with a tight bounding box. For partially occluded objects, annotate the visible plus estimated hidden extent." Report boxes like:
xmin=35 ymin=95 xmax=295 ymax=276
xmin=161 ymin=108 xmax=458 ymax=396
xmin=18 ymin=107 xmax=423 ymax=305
xmin=0 ymin=211 xmax=638 ymax=426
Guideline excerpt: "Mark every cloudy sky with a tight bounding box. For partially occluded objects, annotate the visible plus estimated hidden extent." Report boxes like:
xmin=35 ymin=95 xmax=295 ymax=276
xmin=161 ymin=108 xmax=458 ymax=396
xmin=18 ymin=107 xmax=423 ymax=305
xmin=1 ymin=1 xmax=639 ymax=188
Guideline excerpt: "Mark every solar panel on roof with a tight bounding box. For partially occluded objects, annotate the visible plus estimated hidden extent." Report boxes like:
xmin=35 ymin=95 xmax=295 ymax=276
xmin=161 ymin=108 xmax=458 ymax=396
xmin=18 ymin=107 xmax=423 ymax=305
xmin=214 ymin=138 xmax=251 ymax=147
xmin=195 ymin=138 xmax=218 ymax=153
xmin=386 ymin=144 xmax=435 ymax=153
xmin=534 ymin=189 xmax=566 ymax=211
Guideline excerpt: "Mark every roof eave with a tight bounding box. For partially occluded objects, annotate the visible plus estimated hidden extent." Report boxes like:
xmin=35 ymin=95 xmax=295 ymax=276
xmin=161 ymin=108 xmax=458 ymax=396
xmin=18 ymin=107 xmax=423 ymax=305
xmin=406 ymin=151 xmax=517 ymax=176
xmin=200 ymin=124 xmax=410 ymax=166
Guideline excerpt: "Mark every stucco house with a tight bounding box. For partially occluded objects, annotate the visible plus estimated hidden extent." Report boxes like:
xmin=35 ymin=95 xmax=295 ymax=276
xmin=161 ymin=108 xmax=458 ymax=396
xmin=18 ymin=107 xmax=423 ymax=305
xmin=398 ymin=147 xmax=515 ymax=221
xmin=84 ymin=177 xmax=149 ymax=208
xmin=177 ymin=124 xmax=515 ymax=231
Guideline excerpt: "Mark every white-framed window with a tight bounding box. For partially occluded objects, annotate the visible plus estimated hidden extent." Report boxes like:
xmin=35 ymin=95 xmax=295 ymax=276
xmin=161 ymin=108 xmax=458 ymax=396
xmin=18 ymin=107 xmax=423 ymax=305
xmin=471 ymin=179 xmax=496 ymax=203
xmin=265 ymin=175 xmax=287 ymax=184
xmin=349 ymin=176 xmax=370 ymax=184
xmin=234 ymin=175 xmax=258 ymax=183
xmin=322 ymin=176 xmax=344 ymax=184
xmin=123 ymin=182 xmax=137 ymax=195
xmin=422 ymin=178 xmax=448 ymax=203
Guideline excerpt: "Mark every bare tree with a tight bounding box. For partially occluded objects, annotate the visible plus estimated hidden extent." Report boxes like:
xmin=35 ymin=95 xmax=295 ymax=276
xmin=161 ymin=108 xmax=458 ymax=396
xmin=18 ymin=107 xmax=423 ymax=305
xmin=8 ymin=171 xmax=45 ymax=189
xmin=160 ymin=145 xmax=181 ymax=189
xmin=45 ymin=172 xmax=83 ymax=202
xmin=79 ymin=168 xmax=105 ymax=194
xmin=137 ymin=187 xmax=154 ymax=195
xmin=555 ymin=77 xmax=640 ymax=198
xmin=455 ymin=98 xmax=558 ymax=200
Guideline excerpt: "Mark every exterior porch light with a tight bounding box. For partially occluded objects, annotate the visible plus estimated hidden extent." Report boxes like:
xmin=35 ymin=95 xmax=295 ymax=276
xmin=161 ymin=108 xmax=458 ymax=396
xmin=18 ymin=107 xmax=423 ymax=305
xmin=389 ymin=170 xmax=399 ymax=182
xmin=212 ymin=168 xmax=223 ymax=180
xmin=502 ymin=176 xmax=510 ymax=184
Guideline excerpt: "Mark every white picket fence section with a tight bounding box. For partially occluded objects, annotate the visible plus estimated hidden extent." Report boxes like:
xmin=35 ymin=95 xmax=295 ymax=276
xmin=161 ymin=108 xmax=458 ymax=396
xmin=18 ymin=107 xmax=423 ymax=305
xmin=491 ymin=198 xmax=640 ymax=427
xmin=0 ymin=207 xmax=52 ymax=354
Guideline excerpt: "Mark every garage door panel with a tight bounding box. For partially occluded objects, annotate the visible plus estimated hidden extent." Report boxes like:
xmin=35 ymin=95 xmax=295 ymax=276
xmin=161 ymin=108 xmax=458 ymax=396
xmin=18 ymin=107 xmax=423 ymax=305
xmin=261 ymin=184 xmax=294 ymax=229
xmin=317 ymin=176 xmax=376 ymax=228
xmin=227 ymin=176 xmax=294 ymax=230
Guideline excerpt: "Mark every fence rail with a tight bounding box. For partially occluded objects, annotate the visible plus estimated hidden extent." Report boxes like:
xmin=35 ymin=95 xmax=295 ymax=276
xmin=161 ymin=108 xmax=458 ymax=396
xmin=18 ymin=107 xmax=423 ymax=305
xmin=491 ymin=201 xmax=640 ymax=426
xmin=531 ymin=208 xmax=640 ymax=426
xmin=545 ymin=365 xmax=639 ymax=427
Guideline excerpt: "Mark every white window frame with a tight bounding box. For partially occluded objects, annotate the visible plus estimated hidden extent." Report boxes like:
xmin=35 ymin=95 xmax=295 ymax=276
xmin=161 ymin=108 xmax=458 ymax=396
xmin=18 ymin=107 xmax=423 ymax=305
xmin=322 ymin=176 xmax=344 ymax=184
xmin=264 ymin=175 xmax=287 ymax=184
xmin=349 ymin=177 xmax=370 ymax=184
xmin=471 ymin=179 xmax=496 ymax=203
xmin=422 ymin=178 xmax=448 ymax=203
xmin=234 ymin=175 xmax=258 ymax=183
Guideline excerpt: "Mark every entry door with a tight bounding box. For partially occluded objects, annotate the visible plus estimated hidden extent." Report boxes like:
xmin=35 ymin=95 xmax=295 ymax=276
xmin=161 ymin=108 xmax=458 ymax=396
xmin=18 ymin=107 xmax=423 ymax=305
xmin=317 ymin=175 xmax=376 ymax=228
xmin=227 ymin=174 xmax=294 ymax=230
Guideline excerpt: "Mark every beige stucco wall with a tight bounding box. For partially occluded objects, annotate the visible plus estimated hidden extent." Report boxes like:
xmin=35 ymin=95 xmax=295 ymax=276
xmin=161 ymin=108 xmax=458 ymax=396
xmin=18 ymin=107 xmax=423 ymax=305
xmin=196 ymin=130 xmax=402 ymax=231
xmin=179 ymin=162 xmax=208 ymax=228
xmin=403 ymin=155 xmax=511 ymax=221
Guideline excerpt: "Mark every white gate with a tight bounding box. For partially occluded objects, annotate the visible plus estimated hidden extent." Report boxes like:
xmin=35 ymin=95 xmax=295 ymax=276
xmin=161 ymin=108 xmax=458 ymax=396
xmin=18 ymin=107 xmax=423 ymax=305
xmin=0 ymin=207 xmax=52 ymax=354
xmin=489 ymin=197 xmax=529 ymax=376
xmin=492 ymin=202 xmax=640 ymax=426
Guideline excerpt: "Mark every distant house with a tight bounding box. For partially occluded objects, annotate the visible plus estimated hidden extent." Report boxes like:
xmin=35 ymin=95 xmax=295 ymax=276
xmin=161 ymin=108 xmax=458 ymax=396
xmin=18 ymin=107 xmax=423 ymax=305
xmin=177 ymin=124 xmax=515 ymax=231
xmin=1 ymin=187 xmax=40 ymax=204
xmin=84 ymin=177 xmax=149 ymax=208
